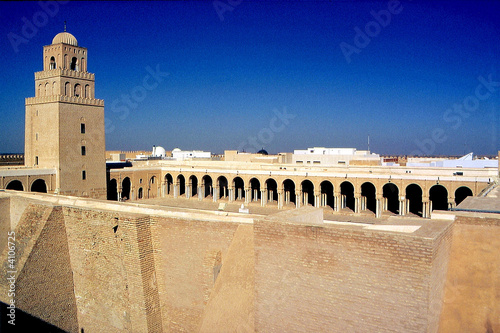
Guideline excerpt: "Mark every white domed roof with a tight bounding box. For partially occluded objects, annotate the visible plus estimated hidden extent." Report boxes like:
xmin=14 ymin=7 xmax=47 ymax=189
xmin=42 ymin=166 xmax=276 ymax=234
xmin=52 ymin=32 xmax=78 ymax=46
xmin=172 ymin=148 xmax=181 ymax=152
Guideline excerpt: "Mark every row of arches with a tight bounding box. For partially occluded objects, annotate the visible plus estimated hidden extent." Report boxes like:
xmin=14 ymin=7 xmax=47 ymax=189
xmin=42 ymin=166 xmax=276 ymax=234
xmin=5 ymin=179 xmax=47 ymax=193
xmin=37 ymin=81 xmax=91 ymax=98
xmin=46 ymin=55 xmax=86 ymax=72
xmin=108 ymin=173 xmax=474 ymax=218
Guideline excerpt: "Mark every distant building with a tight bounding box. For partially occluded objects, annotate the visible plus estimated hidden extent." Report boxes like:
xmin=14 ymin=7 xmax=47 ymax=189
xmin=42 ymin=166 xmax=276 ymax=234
xmin=407 ymin=153 xmax=498 ymax=169
xmin=171 ymin=148 xmax=211 ymax=160
xmin=224 ymin=150 xmax=292 ymax=164
xmin=292 ymin=147 xmax=381 ymax=166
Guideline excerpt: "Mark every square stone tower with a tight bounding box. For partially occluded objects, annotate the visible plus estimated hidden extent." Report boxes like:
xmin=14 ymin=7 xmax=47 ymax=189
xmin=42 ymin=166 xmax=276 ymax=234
xmin=25 ymin=31 xmax=106 ymax=198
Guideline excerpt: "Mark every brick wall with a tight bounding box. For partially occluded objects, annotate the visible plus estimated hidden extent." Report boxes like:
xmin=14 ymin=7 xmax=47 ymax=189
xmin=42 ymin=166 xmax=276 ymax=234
xmin=254 ymin=208 xmax=452 ymax=333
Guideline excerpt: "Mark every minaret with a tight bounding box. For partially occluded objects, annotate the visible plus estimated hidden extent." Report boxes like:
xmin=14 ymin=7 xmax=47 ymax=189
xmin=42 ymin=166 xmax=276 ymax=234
xmin=25 ymin=31 xmax=106 ymax=198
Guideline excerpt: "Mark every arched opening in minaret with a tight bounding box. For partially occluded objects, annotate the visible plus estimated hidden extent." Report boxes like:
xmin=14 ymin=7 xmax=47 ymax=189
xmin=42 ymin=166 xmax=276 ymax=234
xmin=107 ymin=179 xmax=118 ymax=201
xmin=70 ymin=57 xmax=78 ymax=71
xmin=81 ymin=57 xmax=85 ymax=72
xmin=31 ymin=179 xmax=47 ymax=193
xmin=455 ymin=186 xmax=473 ymax=206
xmin=6 ymin=180 xmax=24 ymax=191
xmin=74 ymin=84 xmax=81 ymax=97
xmin=85 ymin=84 xmax=90 ymax=98
xmin=121 ymin=177 xmax=131 ymax=200
xmin=65 ymin=82 xmax=70 ymax=96
xmin=50 ymin=56 xmax=56 ymax=69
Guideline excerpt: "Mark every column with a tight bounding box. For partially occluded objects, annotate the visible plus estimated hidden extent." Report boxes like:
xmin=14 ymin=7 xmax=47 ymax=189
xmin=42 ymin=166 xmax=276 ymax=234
xmin=213 ymin=186 xmax=219 ymax=202
xmin=117 ymin=186 xmax=122 ymax=201
xmin=278 ymin=188 xmax=284 ymax=209
xmin=399 ymin=196 xmax=405 ymax=216
xmin=198 ymin=186 xmax=203 ymax=201
xmin=448 ymin=199 xmax=454 ymax=210
xmin=229 ymin=187 xmax=234 ymax=202
xmin=375 ymin=195 xmax=382 ymax=218
xmin=173 ymin=184 xmax=178 ymax=198
xmin=314 ymin=191 xmax=320 ymax=208
xmin=161 ymin=181 xmax=166 ymax=197
xmin=131 ymin=187 xmax=135 ymax=200
xmin=354 ymin=195 xmax=361 ymax=213
xmin=422 ymin=199 xmax=430 ymax=218
xmin=295 ymin=191 xmax=301 ymax=208
xmin=334 ymin=193 xmax=340 ymax=212
xmin=238 ymin=188 xmax=242 ymax=200
xmin=261 ymin=189 xmax=266 ymax=207
xmin=245 ymin=188 xmax=251 ymax=204
xmin=186 ymin=185 xmax=190 ymax=199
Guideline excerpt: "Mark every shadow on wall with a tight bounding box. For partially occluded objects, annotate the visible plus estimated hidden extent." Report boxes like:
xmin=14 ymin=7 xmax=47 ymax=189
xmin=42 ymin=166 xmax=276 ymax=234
xmin=0 ymin=301 xmax=67 ymax=333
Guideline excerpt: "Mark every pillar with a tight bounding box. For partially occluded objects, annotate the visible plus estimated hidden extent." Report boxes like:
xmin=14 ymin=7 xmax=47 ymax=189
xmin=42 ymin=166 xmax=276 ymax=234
xmin=261 ymin=189 xmax=266 ymax=207
xmin=213 ymin=186 xmax=219 ymax=202
xmin=334 ymin=193 xmax=340 ymax=212
xmin=422 ymin=199 xmax=430 ymax=218
xmin=198 ymin=186 xmax=203 ymax=201
xmin=354 ymin=195 xmax=361 ymax=213
xmin=399 ymin=196 xmax=405 ymax=216
xmin=245 ymin=188 xmax=251 ymax=204
xmin=117 ymin=186 xmax=122 ymax=201
xmin=375 ymin=195 xmax=382 ymax=218
xmin=314 ymin=191 xmax=320 ymax=208
xmin=229 ymin=187 xmax=234 ymax=202
xmin=186 ymin=185 xmax=190 ymax=199
xmin=295 ymin=191 xmax=301 ymax=208
xmin=173 ymin=184 xmax=178 ymax=198
xmin=278 ymin=188 xmax=284 ymax=209
xmin=161 ymin=181 xmax=166 ymax=197
xmin=238 ymin=188 xmax=243 ymax=200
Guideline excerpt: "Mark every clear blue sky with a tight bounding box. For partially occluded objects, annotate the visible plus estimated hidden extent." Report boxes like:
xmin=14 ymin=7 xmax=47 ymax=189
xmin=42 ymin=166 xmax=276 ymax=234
xmin=0 ymin=0 xmax=499 ymax=155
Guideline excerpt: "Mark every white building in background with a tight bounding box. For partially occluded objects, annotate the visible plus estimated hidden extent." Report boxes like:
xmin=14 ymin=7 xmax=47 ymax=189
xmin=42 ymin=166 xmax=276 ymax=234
xmin=152 ymin=146 xmax=166 ymax=158
xmin=171 ymin=148 xmax=211 ymax=160
xmin=292 ymin=147 xmax=381 ymax=166
xmin=407 ymin=153 xmax=498 ymax=169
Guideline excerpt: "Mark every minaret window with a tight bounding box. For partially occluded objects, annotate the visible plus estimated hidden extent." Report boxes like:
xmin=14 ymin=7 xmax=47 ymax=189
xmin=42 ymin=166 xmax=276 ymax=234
xmin=85 ymin=84 xmax=90 ymax=98
xmin=81 ymin=146 xmax=86 ymax=156
xmin=74 ymin=84 xmax=81 ymax=97
xmin=81 ymin=123 xmax=86 ymax=134
xmin=50 ymin=56 xmax=56 ymax=69
xmin=65 ymin=82 xmax=70 ymax=96
xmin=70 ymin=57 xmax=78 ymax=71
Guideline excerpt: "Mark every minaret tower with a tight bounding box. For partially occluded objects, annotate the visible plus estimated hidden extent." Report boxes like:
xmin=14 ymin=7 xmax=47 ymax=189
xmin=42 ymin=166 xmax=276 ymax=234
xmin=25 ymin=30 xmax=106 ymax=198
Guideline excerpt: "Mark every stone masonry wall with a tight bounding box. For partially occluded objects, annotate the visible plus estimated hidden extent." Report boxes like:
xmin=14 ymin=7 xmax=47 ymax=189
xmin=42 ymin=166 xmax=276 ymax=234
xmin=254 ymin=208 xmax=452 ymax=333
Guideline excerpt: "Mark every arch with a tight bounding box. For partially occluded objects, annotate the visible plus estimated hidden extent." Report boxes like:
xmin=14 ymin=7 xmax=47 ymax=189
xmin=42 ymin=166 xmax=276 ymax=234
xmin=138 ymin=187 xmax=143 ymax=199
xmin=81 ymin=57 xmax=85 ymax=72
xmin=177 ymin=174 xmax=186 ymax=197
xmin=202 ymin=175 xmax=213 ymax=198
xmin=45 ymin=82 xmax=50 ymax=96
xmin=30 ymin=179 xmax=47 ymax=193
xmin=84 ymin=84 xmax=90 ymax=98
xmin=6 ymin=180 xmax=23 ymax=191
xmin=382 ymin=183 xmax=399 ymax=215
xmin=64 ymin=54 xmax=68 ymax=69
xmin=50 ymin=56 xmax=56 ymax=69
xmin=121 ymin=177 xmax=131 ymax=200
xmin=189 ymin=175 xmax=198 ymax=197
xmin=340 ymin=181 xmax=355 ymax=212
xmin=165 ymin=174 xmax=173 ymax=195
xmin=217 ymin=176 xmax=228 ymax=199
xmin=233 ymin=177 xmax=245 ymax=201
xmin=107 ymin=178 xmax=118 ymax=201
xmin=430 ymin=184 xmax=448 ymax=211
xmin=406 ymin=184 xmax=423 ymax=216
xmin=52 ymin=81 xmax=57 ymax=95
xmin=265 ymin=178 xmax=278 ymax=203
xmin=74 ymin=84 xmax=81 ymax=97
xmin=301 ymin=179 xmax=314 ymax=206
xmin=249 ymin=178 xmax=261 ymax=202
xmin=149 ymin=176 xmax=157 ymax=198
xmin=320 ymin=180 xmax=334 ymax=209
xmin=283 ymin=179 xmax=296 ymax=206
xmin=37 ymin=84 xmax=42 ymax=97
xmin=70 ymin=57 xmax=78 ymax=70
xmin=65 ymin=82 xmax=70 ymax=96
xmin=361 ymin=182 xmax=376 ymax=214
xmin=455 ymin=186 xmax=473 ymax=206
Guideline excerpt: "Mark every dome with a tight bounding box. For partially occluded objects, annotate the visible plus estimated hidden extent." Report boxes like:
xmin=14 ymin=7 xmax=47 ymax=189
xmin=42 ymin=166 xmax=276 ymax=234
xmin=257 ymin=149 xmax=268 ymax=155
xmin=52 ymin=32 xmax=78 ymax=46
xmin=172 ymin=148 xmax=181 ymax=152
